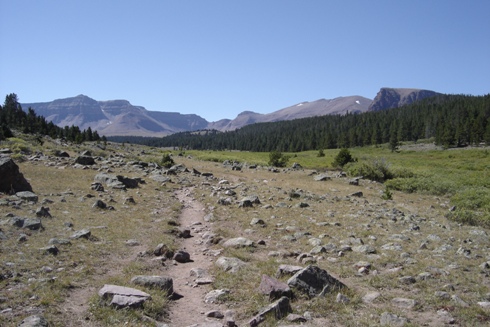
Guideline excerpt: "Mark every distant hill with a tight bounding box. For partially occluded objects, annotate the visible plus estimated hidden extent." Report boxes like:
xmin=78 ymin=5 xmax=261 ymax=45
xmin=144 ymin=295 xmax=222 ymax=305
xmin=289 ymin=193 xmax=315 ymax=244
xmin=22 ymin=95 xmax=209 ymax=137
xmin=22 ymin=88 xmax=440 ymax=137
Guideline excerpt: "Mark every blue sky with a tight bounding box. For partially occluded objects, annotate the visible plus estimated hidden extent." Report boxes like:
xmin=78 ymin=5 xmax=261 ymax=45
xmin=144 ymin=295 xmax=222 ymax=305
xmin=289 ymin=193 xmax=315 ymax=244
xmin=1 ymin=0 xmax=489 ymax=122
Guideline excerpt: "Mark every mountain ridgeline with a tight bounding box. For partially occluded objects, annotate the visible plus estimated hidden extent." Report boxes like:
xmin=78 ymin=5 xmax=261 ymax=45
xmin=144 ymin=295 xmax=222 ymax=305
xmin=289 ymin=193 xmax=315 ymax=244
xmin=115 ymin=94 xmax=490 ymax=152
xmin=22 ymin=88 xmax=440 ymax=137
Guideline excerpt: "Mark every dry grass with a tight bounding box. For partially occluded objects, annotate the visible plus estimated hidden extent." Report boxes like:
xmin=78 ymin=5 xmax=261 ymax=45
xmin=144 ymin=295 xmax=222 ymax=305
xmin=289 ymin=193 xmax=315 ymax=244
xmin=1 ymin=138 xmax=490 ymax=326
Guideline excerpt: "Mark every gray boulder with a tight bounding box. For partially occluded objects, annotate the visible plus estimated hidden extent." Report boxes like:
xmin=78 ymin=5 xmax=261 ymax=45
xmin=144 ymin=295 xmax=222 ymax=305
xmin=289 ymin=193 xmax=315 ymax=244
xmin=0 ymin=156 xmax=32 ymax=194
xmin=287 ymin=265 xmax=346 ymax=298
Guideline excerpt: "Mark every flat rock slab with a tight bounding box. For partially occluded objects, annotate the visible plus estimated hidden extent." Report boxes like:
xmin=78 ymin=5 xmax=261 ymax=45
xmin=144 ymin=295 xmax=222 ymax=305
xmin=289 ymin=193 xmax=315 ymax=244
xmin=16 ymin=191 xmax=38 ymax=202
xmin=98 ymin=284 xmax=151 ymax=308
xmin=287 ymin=265 xmax=346 ymax=298
xmin=204 ymin=289 xmax=230 ymax=304
xmin=18 ymin=315 xmax=49 ymax=327
xmin=222 ymin=237 xmax=255 ymax=248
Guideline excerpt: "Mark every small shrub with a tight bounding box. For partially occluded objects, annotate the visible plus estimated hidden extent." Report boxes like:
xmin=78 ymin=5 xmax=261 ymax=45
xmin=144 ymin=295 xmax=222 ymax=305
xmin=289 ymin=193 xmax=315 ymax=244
xmin=268 ymin=150 xmax=289 ymax=167
xmin=161 ymin=153 xmax=175 ymax=168
xmin=381 ymin=187 xmax=393 ymax=200
xmin=317 ymin=149 xmax=325 ymax=157
xmin=345 ymin=158 xmax=393 ymax=182
xmin=332 ymin=148 xmax=355 ymax=168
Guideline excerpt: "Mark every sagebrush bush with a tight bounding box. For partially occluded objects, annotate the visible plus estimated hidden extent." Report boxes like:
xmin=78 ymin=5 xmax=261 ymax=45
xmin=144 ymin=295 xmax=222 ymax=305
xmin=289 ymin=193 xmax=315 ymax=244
xmin=345 ymin=158 xmax=393 ymax=182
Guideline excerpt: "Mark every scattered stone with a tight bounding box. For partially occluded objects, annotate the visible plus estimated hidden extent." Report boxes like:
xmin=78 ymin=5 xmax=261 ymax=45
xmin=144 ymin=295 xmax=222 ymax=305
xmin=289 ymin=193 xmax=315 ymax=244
xmin=48 ymin=238 xmax=71 ymax=245
xmin=287 ymin=265 xmax=346 ymax=298
xmin=35 ymin=206 xmax=52 ymax=218
xmin=286 ymin=313 xmax=307 ymax=323
xmin=380 ymin=312 xmax=408 ymax=326
xmin=70 ymin=229 xmax=92 ymax=240
xmin=223 ymin=237 xmax=255 ymax=248
xmin=349 ymin=191 xmax=363 ymax=197
xmin=22 ymin=218 xmax=43 ymax=230
xmin=259 ymin=275 xmax=292 ymax=300
xmin=215 ymin=257 xmax=246 ymax=273
xmin=276 ymin=265 xmax=303 ymax=278
xmin=131 ymin=275 xmax=173 ymax=293
xmin=250 ymin=218 xmax=266 ymax=226
xmin=18 ymin=315 xmax=49 ymax=327
xmin=314 ymin=174 xmax=330 ymax=181
xmin=75 ymin=155 xmax=95 ymax=165
xmin=16 ymin=191 xmax=38 ymax=203
xmin=173 ymin=250 xmax=191 ymax=263
xmin=336 ymin=293 xmax=350 ymax=304
xmin=352 ymin=245 xmax=376 ymax=254
xmin=451 ymin=294 xmax=469 ymax=307
xmin=391 ymin=297 xmax=418 ymax=309
xmin=153 ymin=243 xmax=174 ymax=258
xmin=206 ymin=310 xmax=224 ymax=319
xmin=40 ymin=245 xmax=59 ymax=255
xmin=124 ymin=239 xmax=140 ymax=246
xmin=92 ymin=199 xmax=107 ymax=209
xmin=398 ymin=276 xmax=416 ymax=285
xmin=362 ymin=292 xmax=381 ymax=303
xmin=248 ymin=296 xmax=292 ymax=327
xmin=204 ymin=289 xmax=230 ymax=304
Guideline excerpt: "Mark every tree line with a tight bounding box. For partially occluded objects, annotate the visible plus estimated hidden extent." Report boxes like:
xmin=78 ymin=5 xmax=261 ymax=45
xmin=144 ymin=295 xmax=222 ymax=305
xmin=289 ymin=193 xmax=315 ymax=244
xmin=0 ymin=93 xmax=105 ymax=143
xmin=110 ymin=94 xmax=490 ymax=152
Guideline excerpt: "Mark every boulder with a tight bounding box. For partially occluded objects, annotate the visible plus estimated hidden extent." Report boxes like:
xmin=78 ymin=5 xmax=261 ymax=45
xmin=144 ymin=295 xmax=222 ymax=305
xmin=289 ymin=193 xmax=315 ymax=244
xmin=287 ymin=265 xmax=346 ymax=298
xmin=0 ymin=156 xmax=33 ymax=194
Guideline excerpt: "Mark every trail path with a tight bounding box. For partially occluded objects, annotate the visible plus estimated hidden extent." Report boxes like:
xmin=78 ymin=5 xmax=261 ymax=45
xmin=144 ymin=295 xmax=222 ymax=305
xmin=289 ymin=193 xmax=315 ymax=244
xmin=166 ymin=187 xmax=227 ymax=327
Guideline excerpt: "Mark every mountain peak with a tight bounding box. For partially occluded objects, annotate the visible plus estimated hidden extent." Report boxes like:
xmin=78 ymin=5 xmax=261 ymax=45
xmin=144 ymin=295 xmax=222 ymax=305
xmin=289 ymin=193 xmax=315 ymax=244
xmin=368 ymin=88 xmax=441 ymax=112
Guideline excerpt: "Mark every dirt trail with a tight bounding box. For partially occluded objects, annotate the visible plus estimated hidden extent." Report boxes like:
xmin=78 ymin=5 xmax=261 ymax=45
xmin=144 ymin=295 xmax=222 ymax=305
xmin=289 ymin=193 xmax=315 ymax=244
xmin=166 ymin=187 xmax=226 ymax=327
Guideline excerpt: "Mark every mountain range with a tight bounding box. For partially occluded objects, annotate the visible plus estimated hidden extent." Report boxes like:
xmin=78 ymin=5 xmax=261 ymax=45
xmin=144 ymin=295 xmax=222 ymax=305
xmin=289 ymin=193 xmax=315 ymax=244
xmin=22 ymin=88 xmax=441 ymax=137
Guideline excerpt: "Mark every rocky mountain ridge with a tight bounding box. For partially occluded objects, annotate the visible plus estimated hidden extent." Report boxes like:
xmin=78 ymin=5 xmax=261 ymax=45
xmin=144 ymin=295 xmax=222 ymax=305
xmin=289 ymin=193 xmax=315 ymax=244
xmin=22 ymin=88 xmax=441 ymax=137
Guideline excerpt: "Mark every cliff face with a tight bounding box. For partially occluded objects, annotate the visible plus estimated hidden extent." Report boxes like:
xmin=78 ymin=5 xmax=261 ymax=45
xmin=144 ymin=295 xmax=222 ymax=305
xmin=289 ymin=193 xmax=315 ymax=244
xmin=368 ymin=88 xmax=441 ymax=112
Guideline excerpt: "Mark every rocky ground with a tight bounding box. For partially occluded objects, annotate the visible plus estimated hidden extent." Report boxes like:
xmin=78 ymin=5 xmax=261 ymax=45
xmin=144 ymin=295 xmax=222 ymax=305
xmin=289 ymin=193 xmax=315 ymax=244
xmin=1 ymin=142 xmax=490 ymax=327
